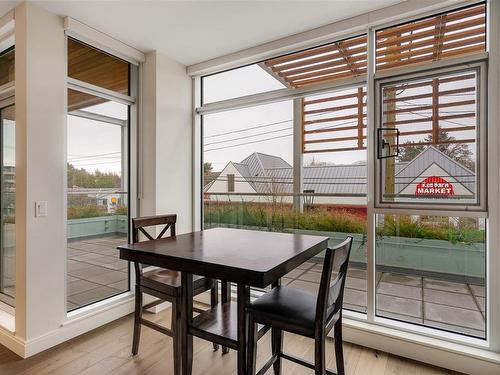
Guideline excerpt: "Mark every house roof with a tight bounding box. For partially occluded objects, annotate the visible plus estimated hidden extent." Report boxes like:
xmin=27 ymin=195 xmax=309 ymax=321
xmin=205 ymin=146 xmax=475 ymax=196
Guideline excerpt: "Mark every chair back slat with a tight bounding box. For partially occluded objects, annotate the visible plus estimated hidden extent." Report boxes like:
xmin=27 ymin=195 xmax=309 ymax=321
xmin=315 ymin=236 xmax=353 ymax=326
xmin=138 ymin=227 xmax=155 ymax=241
xmin=132 ymin=214 xmax=177 ymax=244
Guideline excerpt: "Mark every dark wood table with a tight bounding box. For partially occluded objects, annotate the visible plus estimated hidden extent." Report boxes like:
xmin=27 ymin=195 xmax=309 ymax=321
xmin=118 ymin=228 xmax=329 ymax=375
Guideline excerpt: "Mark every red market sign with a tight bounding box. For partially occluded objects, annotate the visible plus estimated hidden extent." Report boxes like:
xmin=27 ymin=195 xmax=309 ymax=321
xmin=415 ymin=176 xmax=454 ymax=196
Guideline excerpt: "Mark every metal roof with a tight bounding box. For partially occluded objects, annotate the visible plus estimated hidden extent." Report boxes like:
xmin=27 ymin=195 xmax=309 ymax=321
xmin=205 ymin=146 xmax=475 ymax=196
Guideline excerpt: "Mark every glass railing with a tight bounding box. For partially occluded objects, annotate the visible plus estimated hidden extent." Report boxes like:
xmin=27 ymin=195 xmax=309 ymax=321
xmin=66 ymin=190 xmax=129 ymax=312
xmin=204 ymin=191 xmax=368 ymax=313
xmin=204 ymin=191 xmax=487 ymax=331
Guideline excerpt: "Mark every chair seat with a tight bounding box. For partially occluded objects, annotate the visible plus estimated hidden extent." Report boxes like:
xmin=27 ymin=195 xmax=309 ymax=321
xmin=141 ymin=269 xmax=211 ymax=296
xmin=248 ymin=286 xmax=321 ymax=337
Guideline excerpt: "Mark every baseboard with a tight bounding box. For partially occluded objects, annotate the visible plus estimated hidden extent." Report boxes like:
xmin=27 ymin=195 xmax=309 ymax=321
xmin=23 ymin=295 xmax=135 ymax=358
xmin=0 ymin=326 xmax=25 ymax=357
xmin=342 ymin=318 xmax=500 ymax=375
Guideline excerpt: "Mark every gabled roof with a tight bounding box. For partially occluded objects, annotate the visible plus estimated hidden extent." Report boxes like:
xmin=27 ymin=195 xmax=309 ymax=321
xmin=205 ymin=146 xmax=475 ymax=196
xmin=239 ymin=152 xmax=292 ymax=193
xmin=394 ymin=146 xmax=475 ymax=194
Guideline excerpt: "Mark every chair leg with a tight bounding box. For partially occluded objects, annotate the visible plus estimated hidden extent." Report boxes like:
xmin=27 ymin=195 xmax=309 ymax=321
xmin=334 ymin=317 xmax=345 ymax=375
xmin=314 ymin=332 xmax=326 ymax=375
xmin=221 ymin=281 xmax=230 ymax=354
xmin=247 ymin=315 xmax=258 ymax=375
xmin=172 ymin=299 xmax=182 ymax=375
xmin=132 ymin=285 xmax=143 ymax=355
xmin=271 ymin=328 xmax=283 ymax=375
xmin=210 ymin=283 xmax=220 ymax=351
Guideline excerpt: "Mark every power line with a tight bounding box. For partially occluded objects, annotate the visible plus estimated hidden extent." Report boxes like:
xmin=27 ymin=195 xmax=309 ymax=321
xmin=204 ymin=125 xmax=292 ymax=146
xmin=204 ymin=118 xmax=359 ymax=149
xmin=205 ymin=133 xmax=293 ymax=152
xmin=204 ymin=119 xmax=292 ymax=139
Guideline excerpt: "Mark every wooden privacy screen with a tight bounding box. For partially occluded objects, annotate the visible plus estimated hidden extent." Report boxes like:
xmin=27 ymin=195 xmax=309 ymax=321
xmin=302 ymin=87 xmax=366 ymax=153
xmin=382 ymin=71 xmax=477 ymax=149
xmin=376 ymin=3 xmax=486 ymax=71
xmin=262 ymin=35 xmax=367 ymax=88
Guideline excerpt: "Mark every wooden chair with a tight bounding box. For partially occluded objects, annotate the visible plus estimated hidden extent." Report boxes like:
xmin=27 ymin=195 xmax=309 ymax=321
xmin=131 ymin=214 xmax=222 ymax=374
xmin=247 ymin=236 xmax=353 ymax=375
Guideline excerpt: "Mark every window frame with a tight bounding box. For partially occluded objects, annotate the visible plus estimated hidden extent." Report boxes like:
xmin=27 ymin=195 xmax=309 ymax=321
xmin=193 ymin=0 xmax=495 ymax=353
xmin=0 ymin=42 xmax=14 ymax=308
xmin=64 ymin=35 xmax=138 ymax=314
xmin=374 ymin=61 xmax=487 ymax=212
xmin=0 ymin=96 xmax=14 ymax=308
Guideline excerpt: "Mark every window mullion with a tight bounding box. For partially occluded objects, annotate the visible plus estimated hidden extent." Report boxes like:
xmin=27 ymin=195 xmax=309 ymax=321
xmin=366 ymin=26 xmax=376 ymax=322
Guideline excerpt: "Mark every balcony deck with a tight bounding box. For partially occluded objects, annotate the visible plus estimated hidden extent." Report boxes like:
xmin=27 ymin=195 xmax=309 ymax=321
xmin=66 ymin=235 xmax=485 ymax=338
xmin=67 ymin=235 xmax=129 ymax=311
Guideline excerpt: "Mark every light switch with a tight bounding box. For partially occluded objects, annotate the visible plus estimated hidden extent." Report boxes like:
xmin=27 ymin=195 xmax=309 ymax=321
xmin=35 ymin=201 xmax=48 ymax=217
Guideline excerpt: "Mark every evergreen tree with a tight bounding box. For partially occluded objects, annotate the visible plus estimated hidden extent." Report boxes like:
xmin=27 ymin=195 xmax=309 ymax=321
xmin=398 ymin=132 xmax=475 ymax=171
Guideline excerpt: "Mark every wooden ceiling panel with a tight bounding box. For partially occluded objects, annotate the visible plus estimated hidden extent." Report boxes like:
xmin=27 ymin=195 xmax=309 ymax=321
xmin=0 ymin=48 xmax=14 ymax=87
xmin=68 ymin=38 xmax=129 ymax=95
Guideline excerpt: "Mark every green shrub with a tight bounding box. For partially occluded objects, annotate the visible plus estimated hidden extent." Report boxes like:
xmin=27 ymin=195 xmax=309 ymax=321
xmin=204 ymin=200 xmax=484 ymax=244
xmin=67 ymin=205 xmax=107 ymax=219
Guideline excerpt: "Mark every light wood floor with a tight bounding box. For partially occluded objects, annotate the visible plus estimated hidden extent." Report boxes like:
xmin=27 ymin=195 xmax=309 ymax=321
xmin=0 ymin=308 xmax=464 ymax=375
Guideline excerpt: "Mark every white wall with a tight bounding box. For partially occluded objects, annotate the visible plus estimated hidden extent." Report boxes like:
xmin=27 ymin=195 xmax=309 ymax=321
xmin=139 ymin=51 xmax=157 ymax=217
xmin=14 ymin=1 xmax=66 ymax=343
xmin=207 ymin=162 xmax=256 ymax=194
xmin=141 ymin=51 xmax=193 ymax=233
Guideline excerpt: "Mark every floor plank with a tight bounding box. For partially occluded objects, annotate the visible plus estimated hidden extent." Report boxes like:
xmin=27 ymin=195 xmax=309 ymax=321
xmin=0 ymin=308 xmax=464 ymax=375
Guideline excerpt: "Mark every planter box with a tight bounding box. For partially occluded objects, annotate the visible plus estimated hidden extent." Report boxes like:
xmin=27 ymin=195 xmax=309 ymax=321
xmin=67 ymin=215 xmax=128 ymax=239
xmin=204 ymin=223 xmax=485 ymax=280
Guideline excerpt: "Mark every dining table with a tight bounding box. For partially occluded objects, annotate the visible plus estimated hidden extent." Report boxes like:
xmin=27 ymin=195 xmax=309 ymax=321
xmin=118 ymin=227 xmax=329 ymax=375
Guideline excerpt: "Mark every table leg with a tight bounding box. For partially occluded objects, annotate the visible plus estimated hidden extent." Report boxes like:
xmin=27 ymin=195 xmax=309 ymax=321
xmin=237 ymin=284 xmax=250 ymax=375
xmin=181 ymin=272 xmax=193 ymax=375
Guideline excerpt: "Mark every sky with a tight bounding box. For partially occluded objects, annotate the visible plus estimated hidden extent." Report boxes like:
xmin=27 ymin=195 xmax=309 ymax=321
xmin=61 ymin=61 xmax=477 ymax=177
xmin=203 ymin=65 xmax=368 ymax=172
xmin=67 ymin=101 xmax=126 ymax=174
xmin=202 ymin=64 xmax=477 ymax=173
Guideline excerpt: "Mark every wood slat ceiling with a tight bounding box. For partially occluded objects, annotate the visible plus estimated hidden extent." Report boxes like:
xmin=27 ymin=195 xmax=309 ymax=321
xmin=376 ymin=3 xmax=486 ymax=71
xmin=67 ymin=38 xmax=129 ymax=111
xmin=263 ymin=34 xmax=367 ymax=88
xmin=0 ymin=48 xmax=14 ymax=87
xmin=68 ymin=38 xmax=129 ymax=95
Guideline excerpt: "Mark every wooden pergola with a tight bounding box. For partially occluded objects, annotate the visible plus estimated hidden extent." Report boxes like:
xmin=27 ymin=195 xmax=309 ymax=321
xmin=260 ymin=3 xmax=485 ymax=154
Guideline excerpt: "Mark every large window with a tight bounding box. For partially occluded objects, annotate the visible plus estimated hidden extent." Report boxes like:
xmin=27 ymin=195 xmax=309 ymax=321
xmin=199 ymin=2 xmax=489 ymax=342
xmin=66 ymin=39 xmax=134 ymax=312
xmin=376 ymin=66 xmax=484 ymax=209
xmin=376 ymin=214 xmax=486 ymax=338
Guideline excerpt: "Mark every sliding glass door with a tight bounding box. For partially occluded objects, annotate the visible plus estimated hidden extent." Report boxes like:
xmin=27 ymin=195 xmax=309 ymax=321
xmin=0 ymin=104 xmax=15 ymax=305
xmin=66 ymin=38 xmax=134 ymax=312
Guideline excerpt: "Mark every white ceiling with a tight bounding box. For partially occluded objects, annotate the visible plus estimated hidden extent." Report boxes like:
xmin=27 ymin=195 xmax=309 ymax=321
xmin=6 ymin=1 xmax=404 ymax=66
